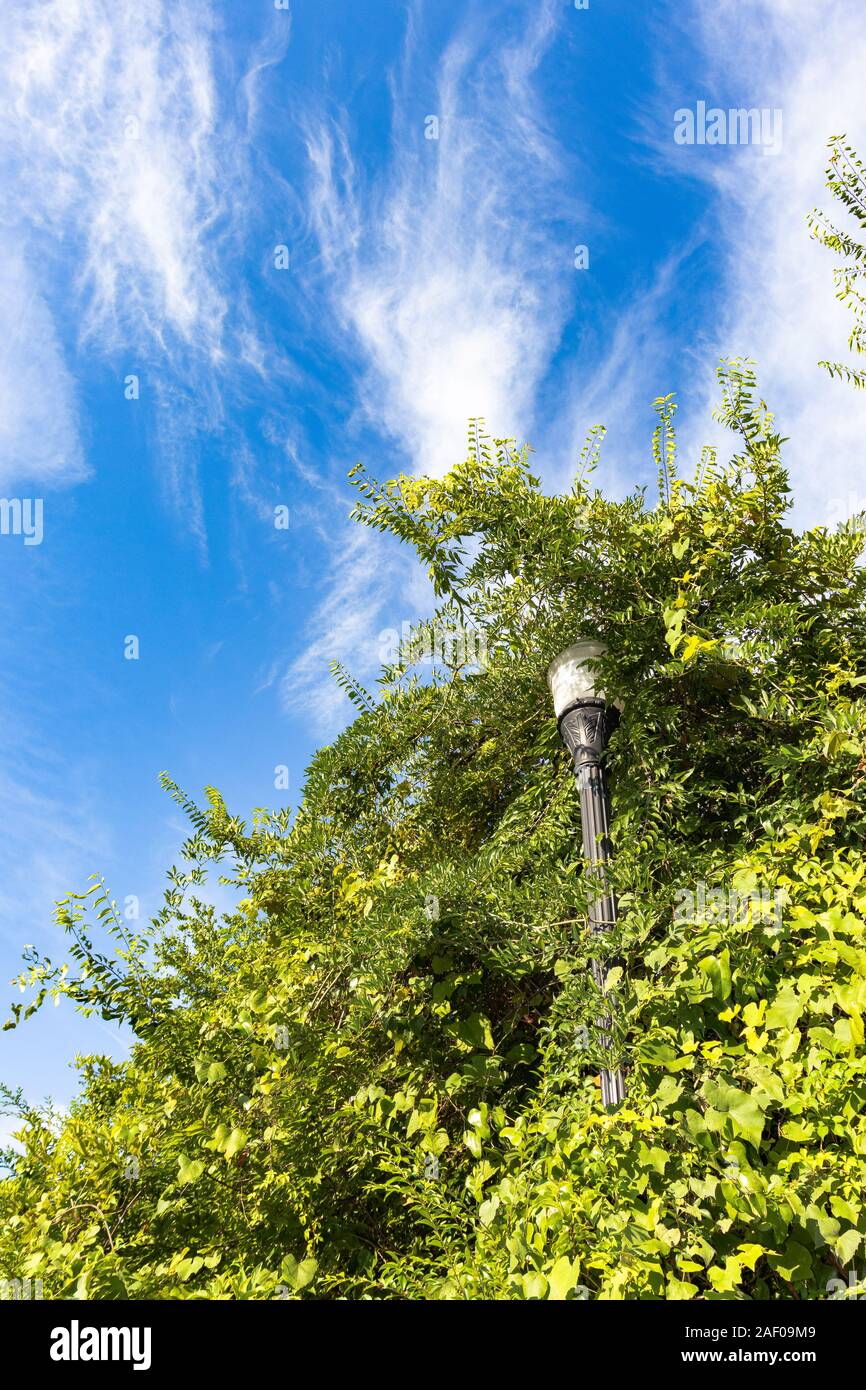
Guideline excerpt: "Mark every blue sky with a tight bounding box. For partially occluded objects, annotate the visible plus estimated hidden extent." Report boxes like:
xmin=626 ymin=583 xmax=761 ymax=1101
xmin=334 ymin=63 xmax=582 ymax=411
xmin=2 ymin=0 xmax=866 ymax=1134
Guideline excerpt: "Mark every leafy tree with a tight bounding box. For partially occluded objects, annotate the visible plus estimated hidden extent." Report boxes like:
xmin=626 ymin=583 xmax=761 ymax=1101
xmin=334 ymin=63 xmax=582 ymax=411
xmin=809 ymin=134 xmax=866 ymax=389
xmin=2 ymin=361 xmax=866 ymax=1300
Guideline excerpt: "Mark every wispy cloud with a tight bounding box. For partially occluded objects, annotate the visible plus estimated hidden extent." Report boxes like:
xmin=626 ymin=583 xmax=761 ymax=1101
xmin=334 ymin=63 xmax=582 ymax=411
xmin=0 ymin=0 xmax=267 ymax=508
xmin=0 ymin=762 xmax=110 ymax=954
xmin=673 ymin=0 xmax=866 ymax=524
xmin=305 ymin=0 xmax=574 ymax=478
xmin=2 ymin=0 xmax=231 ymax=355
xmin=276 ymin=522 xmax=431 ymax=734
xmin=0 ymin=238 xmax=85 ymax=488
xmin=283 ymin=0 xmax=576 ymax=726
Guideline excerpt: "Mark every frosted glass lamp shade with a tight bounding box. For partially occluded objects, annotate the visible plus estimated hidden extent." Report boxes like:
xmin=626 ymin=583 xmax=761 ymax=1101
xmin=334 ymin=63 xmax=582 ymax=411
xmin=547 ymin=640 xmax=608 ymax=717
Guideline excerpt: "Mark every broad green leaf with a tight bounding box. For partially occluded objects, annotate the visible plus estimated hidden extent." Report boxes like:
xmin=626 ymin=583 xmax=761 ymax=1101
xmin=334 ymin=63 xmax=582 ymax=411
xmin=666 ymin=1277 xmax=698 ymax=1300
xmin=455 ymin=1013 xmax=494 ymax=1051
xmin=701 ymin=1078 xmax=766 ymax=1148
xmin=765 ymin=986 xmax=803 ymax=1031
xmin=767 ymin=1243 xmax=812 ymax=1283
xmin=547 ymin=1256 xmax=581 ymax=1300
xmin=834 ymin=1229 xmax=862 ymax=1266
xmin=699 ymin=949 xmax=732 ymax=1002
xmin=223 ymin=1128 xmax=247 ymax=1159
xmin=177 ymin=1158 xmax=205 ymax=1185
xmin=478 ymin=1196 xmax=499 ymax=1228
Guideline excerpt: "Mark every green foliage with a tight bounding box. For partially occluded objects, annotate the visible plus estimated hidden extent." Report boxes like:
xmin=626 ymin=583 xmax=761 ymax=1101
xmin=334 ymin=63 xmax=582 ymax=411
xmin=3 ymin=362 xmax=866 ymax=1300
xmin=809 ymin=134 xmax=866 ymax=389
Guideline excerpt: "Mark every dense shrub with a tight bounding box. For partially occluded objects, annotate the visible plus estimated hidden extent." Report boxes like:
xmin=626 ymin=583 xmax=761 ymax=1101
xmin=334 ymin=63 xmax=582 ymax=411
xmin=3 ymin=361 xmax=866 ymax=1300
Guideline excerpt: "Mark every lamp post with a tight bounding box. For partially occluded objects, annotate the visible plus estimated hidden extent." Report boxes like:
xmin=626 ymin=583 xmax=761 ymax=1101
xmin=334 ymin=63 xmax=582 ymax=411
xmin=547 ymin=640 xmax=626 ymax=1108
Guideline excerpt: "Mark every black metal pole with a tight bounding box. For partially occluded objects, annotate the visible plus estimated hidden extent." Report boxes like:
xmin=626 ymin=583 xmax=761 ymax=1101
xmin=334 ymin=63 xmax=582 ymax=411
xmin=557 ymin=696 xmax=626 ymax=1108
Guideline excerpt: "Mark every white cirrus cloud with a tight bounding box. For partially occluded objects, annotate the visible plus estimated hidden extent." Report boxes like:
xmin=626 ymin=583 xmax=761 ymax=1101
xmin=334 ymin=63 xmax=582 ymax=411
xmin=0 ymin=238 xmax=85 ymax=489
xmin=673 ymin=0 xmax=866 ymax=526
xmin=1 ymin=0 xmax=230 ymax=355
xmin=285 ymin=0 xmax=574 ymax=727
xmin=276 ymin=521 xmax=432 ymax=735
xmin=304 ymin=0 xmax=575 ymax=479
xmin=0 ymin=0 xmax=263 ymax=495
